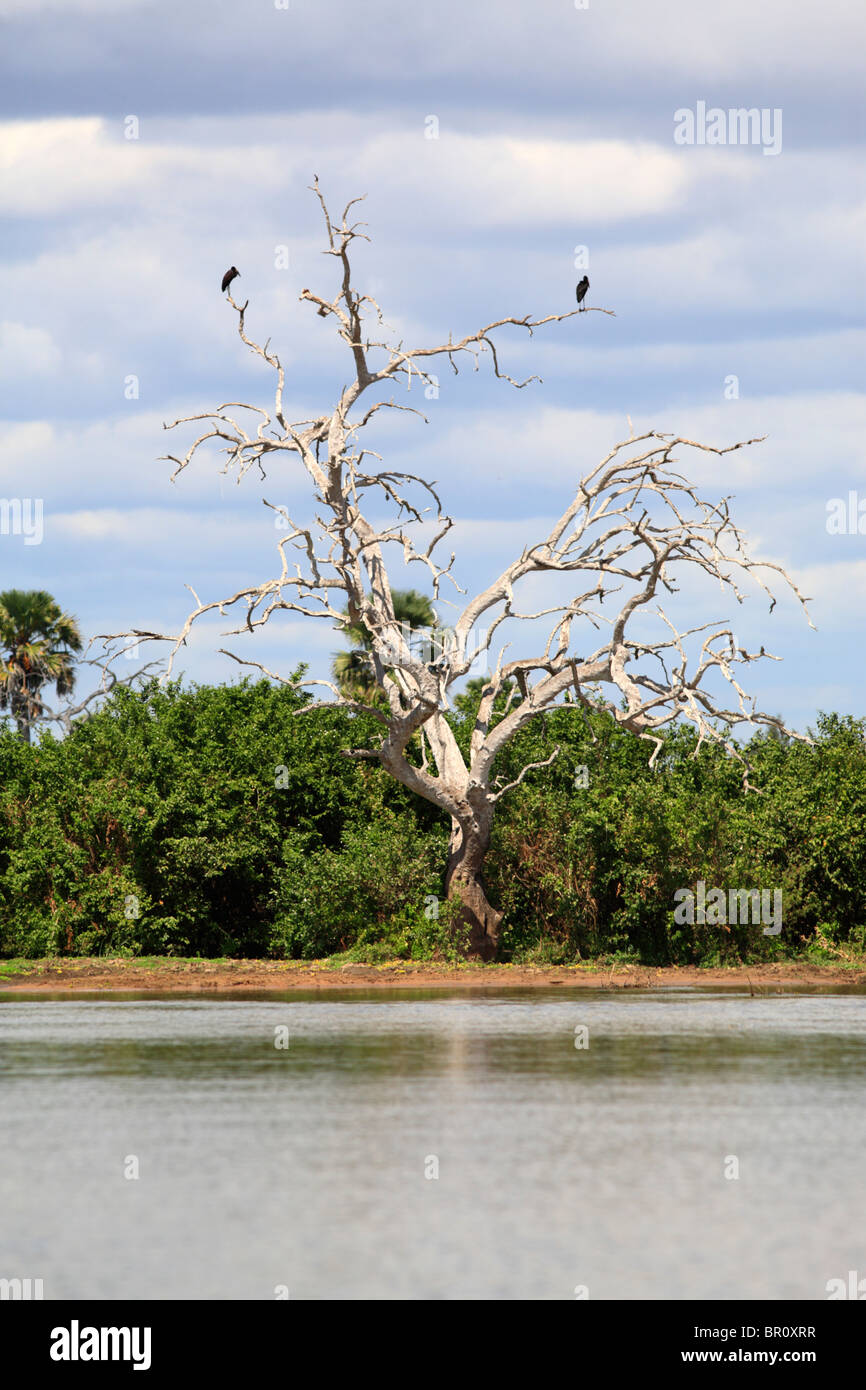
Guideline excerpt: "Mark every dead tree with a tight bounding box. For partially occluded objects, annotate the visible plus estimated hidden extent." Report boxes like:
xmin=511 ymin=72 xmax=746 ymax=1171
xmin=26 ymin=641 xmax=164 ymax=737
xmin=115 ymin=185 xmax=813 ymax=960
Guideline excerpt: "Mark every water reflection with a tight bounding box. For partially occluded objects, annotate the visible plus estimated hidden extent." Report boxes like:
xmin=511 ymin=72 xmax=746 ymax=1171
xmin=1 ymin=990 xmax=864 ymax=1299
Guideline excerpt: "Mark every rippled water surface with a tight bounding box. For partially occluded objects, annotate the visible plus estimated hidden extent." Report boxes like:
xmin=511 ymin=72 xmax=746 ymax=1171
xmin=2 ymin=988 xmax=865 ymax=1299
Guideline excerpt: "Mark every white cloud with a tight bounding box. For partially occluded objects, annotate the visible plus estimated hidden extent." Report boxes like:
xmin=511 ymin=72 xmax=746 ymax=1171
xmin=357 ymin=134 xmax=690 ymax=225
xmin=0 ymin=116 xmax=726 ymax=228
xmin=0 ymin=420 xmax=56 ymax=456
xmin=591 ymin=0 xmax=864 ymax=80
xmin=523 ymin=328 xmax=866 ymax=384
xmin=0 ymin=410 xmax=314 ymax=508
xmin=3 ymin=0 xmax=863 ymax=88
xmin=787 ymin=558 xmax=866 ymax=625
xmin=403 ymin=392 xmax=866 ymax=495
xmin=0 ymin=118 xmax=286 ymax=217
xmin=0 ymin=321 xmax=62 ymax=373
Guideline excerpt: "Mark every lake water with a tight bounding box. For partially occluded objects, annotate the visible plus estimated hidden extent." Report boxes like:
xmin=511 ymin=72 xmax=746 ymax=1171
xmin=1 ymin=988 xmax=865 ymax=1300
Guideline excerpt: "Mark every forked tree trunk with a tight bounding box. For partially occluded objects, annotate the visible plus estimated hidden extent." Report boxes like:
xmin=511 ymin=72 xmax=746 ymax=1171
xmin=444 ymin=814 xmax=503 ymax=962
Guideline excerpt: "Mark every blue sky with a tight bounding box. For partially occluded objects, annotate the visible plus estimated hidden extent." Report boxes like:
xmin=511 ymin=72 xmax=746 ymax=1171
xmin=1 ymin=0 xmax=864 ymax=731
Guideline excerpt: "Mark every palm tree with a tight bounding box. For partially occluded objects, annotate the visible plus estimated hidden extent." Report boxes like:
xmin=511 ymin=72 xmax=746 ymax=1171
xmin=0 ymin=590 xmax=83 ymax=742
xmin=332 ymin=590 xmax=438 ymax=702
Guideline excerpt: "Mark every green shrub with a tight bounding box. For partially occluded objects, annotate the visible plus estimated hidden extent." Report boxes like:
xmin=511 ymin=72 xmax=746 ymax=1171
xmin=1 ymin=678 xmax=864 ymax=965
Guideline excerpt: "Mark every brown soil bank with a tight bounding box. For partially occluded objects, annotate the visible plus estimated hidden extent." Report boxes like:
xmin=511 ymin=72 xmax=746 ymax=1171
xmin=2 ymin=958 xmax=865 ymax=992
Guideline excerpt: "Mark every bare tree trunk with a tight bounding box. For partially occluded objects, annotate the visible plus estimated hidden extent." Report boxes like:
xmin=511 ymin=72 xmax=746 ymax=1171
xmin=444 ymin=814 xmax=502 ymax=962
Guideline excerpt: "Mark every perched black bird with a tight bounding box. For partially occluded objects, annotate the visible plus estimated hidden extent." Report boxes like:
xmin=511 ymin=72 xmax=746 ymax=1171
xmin=221 ymin=266 xmax=240 ymax=294
xmin=576 ymin=275 xmax=589 ymax=310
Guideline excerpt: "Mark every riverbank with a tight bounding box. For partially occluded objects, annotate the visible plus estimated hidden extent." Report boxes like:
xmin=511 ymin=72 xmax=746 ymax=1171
xmin=2 ymin=956 xmax=865 ymax=992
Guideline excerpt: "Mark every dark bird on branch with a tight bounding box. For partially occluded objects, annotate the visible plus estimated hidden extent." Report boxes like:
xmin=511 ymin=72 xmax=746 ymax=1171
xmin=221 ymin=266 xmax=240 ymax=294
xmin=576 ymin=276 xmax=589 ymax=310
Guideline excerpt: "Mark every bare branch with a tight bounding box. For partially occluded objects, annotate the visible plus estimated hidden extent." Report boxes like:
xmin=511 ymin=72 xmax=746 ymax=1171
xmin=491 ymin=745 xmax=562 ymax=802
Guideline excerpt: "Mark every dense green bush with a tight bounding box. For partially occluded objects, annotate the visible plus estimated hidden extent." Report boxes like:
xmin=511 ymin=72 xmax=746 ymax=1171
xmin=484 ymin=706 xmax=866 ymax=964
xmin=270 ymin=811 xmax=449 ymax=958
xmin=0 ymin=677 xmax=863 ymax=963
xmin=0 ymin=677 xmax=438 ymax=958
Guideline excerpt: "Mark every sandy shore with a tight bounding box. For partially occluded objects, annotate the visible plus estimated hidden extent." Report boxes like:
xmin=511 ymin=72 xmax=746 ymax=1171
xmin=2 ymin=957 xmax=865 ymax=992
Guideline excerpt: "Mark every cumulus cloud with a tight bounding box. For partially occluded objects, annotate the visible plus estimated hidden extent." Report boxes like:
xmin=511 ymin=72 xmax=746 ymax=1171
xmin=0 ymin=117 xmax=693 ymax=227
xmin=395 ymin=392 xmax=866 ymax=501
xmin=0 ymin=118 xmax=288 ymax=217
xmin=357 ymin=134 xmax=690 ymax=225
